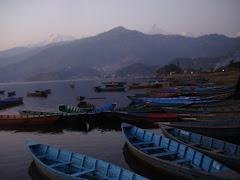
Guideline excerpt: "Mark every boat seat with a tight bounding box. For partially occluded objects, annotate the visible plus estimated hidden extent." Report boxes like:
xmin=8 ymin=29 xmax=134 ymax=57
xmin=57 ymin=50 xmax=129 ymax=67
xmin=150 ymin=151 xmax=177 ymax=157
xmin=139 ymin=146 xmax=164 ymax=151
xmin=49 ymin=162 xmax=72 ymax=168
xmin=37 ymin=155 xmax=48 ymax=159
xmin=171 ymin=158 xmax=191 ymax=164
xmin=71 ymin=168 xmax=96 ymax=177
xmin=132 ymin=142 xmax=154 ymax=145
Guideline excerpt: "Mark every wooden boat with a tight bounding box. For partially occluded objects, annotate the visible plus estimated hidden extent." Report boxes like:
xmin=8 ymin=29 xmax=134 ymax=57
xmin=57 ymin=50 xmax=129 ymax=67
xmin=0 ymin=114 xmax=61 ymax=125
xmin=160 ymin=125 xmax=240 ymax=172
xmin=8 ymin=91 xmax=16 ymax=96
xmin=178 ymin=112 xmax=240 ymax=118
xmin=76 ymin=96 xmax=106 ymax=101
xmin=105 ymin=84 xmax=124 ymax=87
xmin=0 ymin=97 xmax=24 ymax=109
xmin=0 ymin=90 xmax=4 ymax=94
xmin=95 ymin=86 xmax=126 ymax=92
xmin=18 ymin=110 xmax=75 ymax=117
xmin=26 ymin=141 xmax=148 ymax=180
xmin=121 ymin=123 xmax=240 ymax=179
xmin=115 ymin=111 xmax=178 ymax=123
xmin=128 ymin=83 xmax=161 ymax=89
xmin=70 ymin=84 xmax=75 ymax=88
xmin=127 ymin=96 xmax=217 ymax=106
xmin=159 ymin=119 xmax=240 ymax=137
xmin=43 ymin=89 xmax=51 ymax=94
xmin=58 ymin=104 xmax=88 ymax=114
xmin=77 ymin=101 xmax=96 ymax=112
xmin=27 ymin=91 xmax=48 ymax=97
xmin=89 ymin=103 xmax=117 ymax=114
xmin=162 ymin=106 xmax=240 ymax=114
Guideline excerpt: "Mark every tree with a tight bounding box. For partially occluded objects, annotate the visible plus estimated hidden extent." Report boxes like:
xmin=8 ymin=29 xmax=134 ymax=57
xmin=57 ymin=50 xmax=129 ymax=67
xmin=156 ymin=64 xmax=183 ymax=75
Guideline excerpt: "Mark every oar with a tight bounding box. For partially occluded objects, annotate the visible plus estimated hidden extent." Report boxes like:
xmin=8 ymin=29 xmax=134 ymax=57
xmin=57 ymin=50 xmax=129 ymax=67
xmin=77 ymin=96 xmax=106 ymax=101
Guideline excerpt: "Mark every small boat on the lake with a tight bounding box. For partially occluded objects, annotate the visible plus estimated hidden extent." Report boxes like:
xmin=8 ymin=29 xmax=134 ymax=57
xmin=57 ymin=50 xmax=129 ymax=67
xmin=43 ymin=89 xmax=51 ymax=94
xmin=77 ymin=101 xmax=96 ymax=112
xmin=160 ymin=125 xmax=240 ymax=173
xmin=89 ymin=102 xmax=117 ymax=114
xmin=115 ymin=111 xmax=178 ymax=123
xmin=26 ymin=141 xmax=148 ymax=180
xmin=121 ymin=123 xmax=240 ymax=179
xmin=162 ymin=106 xmax=240 ymax=114
xmin=27 ymin=91 xmax=48 ymax=97
xmin=159 ymin=119 xmax=240 ymax=137
xmin=70 ymin=84 xmax=75 ymax=88
xmin=0 ymin=114 xmax=61 ymax=125
xmin=128 ymin=83 xmax=161 ymax=89
xmin=76 ymin=96 xmax=106 ymax=101
xmin=58 ymin=104 xmax=88 ymax=114
xmin=95 ymin=86 xmax=126 ymax=92
xmin=18 ymin=110 xmax=74 ymax=117
xmin=8 ymin=91 xmax=16 ymax=96
xmin=0 ymin=97 xmax=24 ymax=109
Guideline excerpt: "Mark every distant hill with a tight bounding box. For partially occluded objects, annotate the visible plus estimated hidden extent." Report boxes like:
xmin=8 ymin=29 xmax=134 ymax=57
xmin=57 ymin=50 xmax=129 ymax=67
xmin=0 ymin=26 xmax=239 ymax=82
xmin=116 ymin=63 xmax=158 ymax=77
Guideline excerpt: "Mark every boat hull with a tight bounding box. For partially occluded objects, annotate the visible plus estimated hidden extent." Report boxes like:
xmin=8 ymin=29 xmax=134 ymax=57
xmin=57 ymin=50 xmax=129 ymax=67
xmin=0 ymin=115 xmax=61 ymax=125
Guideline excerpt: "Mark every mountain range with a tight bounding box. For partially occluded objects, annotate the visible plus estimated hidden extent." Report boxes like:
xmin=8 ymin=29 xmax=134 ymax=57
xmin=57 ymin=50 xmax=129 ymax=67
xmin=0 ymin=26 xmax=240 ymax=82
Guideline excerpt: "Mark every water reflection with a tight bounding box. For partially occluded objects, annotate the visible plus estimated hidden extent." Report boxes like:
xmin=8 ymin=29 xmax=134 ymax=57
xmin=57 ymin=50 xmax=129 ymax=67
xmin=28 ymin=161 xmax=48 ymax=180
xmin=0 ymin=124 xmax=63 ymax=134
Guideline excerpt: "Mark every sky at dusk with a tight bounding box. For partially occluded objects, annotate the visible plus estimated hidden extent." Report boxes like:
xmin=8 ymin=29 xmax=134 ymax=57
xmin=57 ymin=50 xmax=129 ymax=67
xmin=1 ymin=0 xmax=240 ymax=51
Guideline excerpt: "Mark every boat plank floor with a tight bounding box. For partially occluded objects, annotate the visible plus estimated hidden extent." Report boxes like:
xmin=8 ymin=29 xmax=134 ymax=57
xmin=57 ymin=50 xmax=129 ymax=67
xmin=71 ymin=168 xmax=96 ymax=177
xmin=171 ymin=158 xmax=191 ymax=164
xmin=49 ymin=162 xmax=71 ymax=168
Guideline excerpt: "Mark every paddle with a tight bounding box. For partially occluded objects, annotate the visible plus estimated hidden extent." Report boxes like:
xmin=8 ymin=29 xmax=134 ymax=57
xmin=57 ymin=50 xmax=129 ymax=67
xmin=77 ymin=96 xmax=106 ymax=101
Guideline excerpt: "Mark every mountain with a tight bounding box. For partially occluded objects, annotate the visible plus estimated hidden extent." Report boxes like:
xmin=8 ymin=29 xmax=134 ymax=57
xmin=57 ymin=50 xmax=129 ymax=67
xmin=0 ymin=26 xmax=240 ymax=82
xmin=116 ymin=63 xmax=158 ymax=77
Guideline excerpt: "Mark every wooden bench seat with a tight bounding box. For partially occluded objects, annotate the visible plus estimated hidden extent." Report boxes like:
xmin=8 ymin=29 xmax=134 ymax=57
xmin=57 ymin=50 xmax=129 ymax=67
xmin=132 ymin=142 xmax=154 ymax=145
xmin=150 ymin=151 xmax=177 ymax=157
xmin=139 ymin=146 xmax=164 ymax=151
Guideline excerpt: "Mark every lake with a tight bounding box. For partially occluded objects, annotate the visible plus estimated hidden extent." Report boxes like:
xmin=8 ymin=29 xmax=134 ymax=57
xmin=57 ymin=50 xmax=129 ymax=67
xmin=0 ymin=78 xmax=164 ymax=180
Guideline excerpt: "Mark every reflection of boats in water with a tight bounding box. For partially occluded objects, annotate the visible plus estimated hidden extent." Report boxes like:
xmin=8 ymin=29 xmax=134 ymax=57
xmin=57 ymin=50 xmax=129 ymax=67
xmin=0 ymin=124 xmax=63 ymax=134
xmin=28 ymin=161 xmax=48 ymax=180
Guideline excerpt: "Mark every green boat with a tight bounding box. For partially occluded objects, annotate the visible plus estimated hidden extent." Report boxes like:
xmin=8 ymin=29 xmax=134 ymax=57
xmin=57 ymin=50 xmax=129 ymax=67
xmin=77 ymin=101 xmax=96 ymax=112
xmin=18 ymin=110 xmax=75 ymax=117
xmin=58 ymin=104 xmax=88 ymax=114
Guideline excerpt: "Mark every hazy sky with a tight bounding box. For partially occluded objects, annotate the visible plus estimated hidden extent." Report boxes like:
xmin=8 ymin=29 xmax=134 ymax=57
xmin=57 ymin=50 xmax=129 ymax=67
xmin=1 ymin=0 xmax=240 ymax=51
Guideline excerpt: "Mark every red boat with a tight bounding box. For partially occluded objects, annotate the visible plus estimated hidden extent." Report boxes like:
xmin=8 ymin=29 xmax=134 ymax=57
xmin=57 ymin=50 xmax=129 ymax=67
xmin=0 ymin=115 xmax=61 ymax=125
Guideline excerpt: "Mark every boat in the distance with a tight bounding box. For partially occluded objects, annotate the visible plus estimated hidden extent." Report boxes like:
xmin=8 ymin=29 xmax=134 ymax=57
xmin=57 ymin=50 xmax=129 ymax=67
xmin=27 ymin=91 xmax=48 ymax=97
xmin=26 ymin=141 xmax=149 ymax=180
xmin=95 ymin=86 xmax=126 ymax=92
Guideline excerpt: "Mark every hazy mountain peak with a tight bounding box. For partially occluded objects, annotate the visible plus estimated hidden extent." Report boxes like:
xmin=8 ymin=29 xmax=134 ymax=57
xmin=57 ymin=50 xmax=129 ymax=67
xmin=28 ymin=34 xmax=76 ymax=48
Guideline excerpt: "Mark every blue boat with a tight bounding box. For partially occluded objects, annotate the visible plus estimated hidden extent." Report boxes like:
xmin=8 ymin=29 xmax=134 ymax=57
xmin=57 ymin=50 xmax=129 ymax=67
xmin=160 ymin=125 xmax=240 ymax=173
xmin=95 ymin=86 xmax=126 ymax=92
xmin=26 ymin=141 xmax=148 ymax=180
xmin=0 ymin=97 xmax=24 ymax=109
xmin=160 ymin=119 xmax=240 ymax=137
xmin=121 ymin=123 xmax=240 ymax=179
xmin=127 ymin=96 xmax=218 ymax=105
xmin=89 ymin=103 xmax=117 ymax=114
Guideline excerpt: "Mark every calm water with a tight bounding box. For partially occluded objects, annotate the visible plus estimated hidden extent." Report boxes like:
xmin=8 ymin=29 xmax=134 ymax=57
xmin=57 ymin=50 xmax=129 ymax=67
xmin=0 ymin=78 xmax=165 ymax=180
